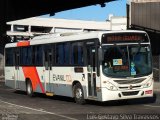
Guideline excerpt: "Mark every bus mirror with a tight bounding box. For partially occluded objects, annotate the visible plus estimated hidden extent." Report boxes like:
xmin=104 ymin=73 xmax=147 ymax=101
xmin=98 ymin=48 xmax=104 ymax=61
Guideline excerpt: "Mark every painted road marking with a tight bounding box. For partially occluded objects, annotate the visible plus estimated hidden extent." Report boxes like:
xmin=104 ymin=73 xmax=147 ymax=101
xmin=0 ymin=99 xmax=77 ymax=120
xmin=144 ymin=105 xmax=160 ymax=108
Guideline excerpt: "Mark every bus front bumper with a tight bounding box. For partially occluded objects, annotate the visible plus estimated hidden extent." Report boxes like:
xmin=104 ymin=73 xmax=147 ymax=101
xmin=101 ymin=87 xmax=153 ymax=101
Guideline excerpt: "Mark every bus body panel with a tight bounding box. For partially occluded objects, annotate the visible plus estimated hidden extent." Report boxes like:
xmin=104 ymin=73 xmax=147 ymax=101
xmin=4 ymin=30 xmax=153 ymax=103
xmin=100 ymin=72 xmax=154 ymax=101
xmin=5 ymin=67 xmax=16 ymax=89
xmin=101 ymin=85 xmax=153 ymax=101
xmin=5 ymin=66 xmax=90 ymax=98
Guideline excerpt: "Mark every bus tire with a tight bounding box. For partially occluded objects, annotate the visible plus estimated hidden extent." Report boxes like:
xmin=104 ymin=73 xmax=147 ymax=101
xmin=73 ymin=83 xmax=86 ymax=105
xmin=26 ymin=80 xmax=34 ymax=97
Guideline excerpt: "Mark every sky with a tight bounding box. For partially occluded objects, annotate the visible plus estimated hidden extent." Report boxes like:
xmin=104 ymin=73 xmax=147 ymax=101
xmin=41 ymin=0 xmax=126 ymax=22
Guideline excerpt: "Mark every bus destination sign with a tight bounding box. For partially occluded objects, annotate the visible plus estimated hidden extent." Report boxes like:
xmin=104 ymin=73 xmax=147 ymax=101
xmin=102 ymin=33 xmax=148 ymax=44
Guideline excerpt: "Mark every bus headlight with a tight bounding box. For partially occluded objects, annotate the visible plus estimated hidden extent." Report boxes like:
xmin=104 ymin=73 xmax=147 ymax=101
xmin=106 ymin=81 xmax=118 ymax=91
xmin=143 ymin=79 xmax=153 ymax=88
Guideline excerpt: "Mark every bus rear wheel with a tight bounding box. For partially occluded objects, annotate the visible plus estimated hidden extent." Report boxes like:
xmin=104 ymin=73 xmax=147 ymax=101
xmin=26 ymin=80 xmax=34 ymax=97
xmin=73 ymin=83 xmax=86 ymax=105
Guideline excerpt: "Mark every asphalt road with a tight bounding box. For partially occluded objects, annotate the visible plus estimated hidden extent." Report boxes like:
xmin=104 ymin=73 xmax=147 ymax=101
xmin=0 ymin=81 xmax=160 ymax=120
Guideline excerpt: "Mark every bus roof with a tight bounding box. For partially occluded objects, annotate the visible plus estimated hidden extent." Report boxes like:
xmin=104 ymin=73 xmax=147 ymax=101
xmin=5 ymin=30 xmax=147 ymax=48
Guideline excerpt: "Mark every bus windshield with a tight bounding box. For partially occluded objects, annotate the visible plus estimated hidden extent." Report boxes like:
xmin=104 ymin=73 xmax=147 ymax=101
xmin=102 ymin=45 xmax=152 ymax=78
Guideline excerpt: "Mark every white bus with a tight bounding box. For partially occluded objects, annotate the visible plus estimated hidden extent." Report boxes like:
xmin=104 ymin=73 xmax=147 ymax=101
xmin=5 ymin=30 xmax=153 ymax=104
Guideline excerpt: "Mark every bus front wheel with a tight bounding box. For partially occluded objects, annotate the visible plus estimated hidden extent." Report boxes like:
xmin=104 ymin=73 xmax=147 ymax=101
xmin=26 ymin=80 xmax=34 ymax=97
xmin=73 ymin=83 xmax=86 ymax=105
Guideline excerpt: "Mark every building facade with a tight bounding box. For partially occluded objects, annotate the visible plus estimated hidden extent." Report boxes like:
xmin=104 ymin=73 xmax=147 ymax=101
xmin=0 ymin=16 xmax=127 ymax=77
xmin=6 ymin=16 xmax=127 ymax=41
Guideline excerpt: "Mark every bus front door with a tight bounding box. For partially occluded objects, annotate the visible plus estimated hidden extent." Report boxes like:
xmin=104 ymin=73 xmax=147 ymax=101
xmin=87 ymin=46 xmax=97 ymax=97
xmin=15 ymin=50 xmax=20 ymax=89
xmin=44 ymin=46 xmax=53 ymax=93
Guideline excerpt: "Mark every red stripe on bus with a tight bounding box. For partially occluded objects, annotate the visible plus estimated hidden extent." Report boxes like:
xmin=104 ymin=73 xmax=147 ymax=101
xmin=17 ymin=41 xmax=30 ymax=47
xmin=22 ymin=67 xmax=45 ymax=93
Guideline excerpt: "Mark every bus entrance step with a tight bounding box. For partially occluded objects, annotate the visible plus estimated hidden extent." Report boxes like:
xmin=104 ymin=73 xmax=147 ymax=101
xmin=46 ymin=92 xmax=54 ymax=96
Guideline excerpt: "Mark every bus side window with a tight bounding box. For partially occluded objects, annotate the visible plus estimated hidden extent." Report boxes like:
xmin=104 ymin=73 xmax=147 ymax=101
xmin=52 ymin=44 xmax=55 ymax=65
xmin=64 ymin=43 xmax=70 ymax=65
xmin=71 ymin=42 xmax=84 ymax=66
xmin=5 ymin=48 xmax=14 ymax=66
xmin=27 ymin=47 xmax=32 ymax=65
xmin=56 ymin=43 xmax=64 ymax=65
xmin=35 ymin=45 xmax=43 ymax=66
xmin=32 ymin=46 xmax=36 ymax=65
xmin=19 ymin=47 xmax=31 ymax=66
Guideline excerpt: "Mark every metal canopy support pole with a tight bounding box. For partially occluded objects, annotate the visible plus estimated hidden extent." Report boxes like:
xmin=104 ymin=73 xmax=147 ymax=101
xmin=159 ymin=54 xmax=160 ymax=82
xmin=0 ymin=0 xmax=6 ymax=76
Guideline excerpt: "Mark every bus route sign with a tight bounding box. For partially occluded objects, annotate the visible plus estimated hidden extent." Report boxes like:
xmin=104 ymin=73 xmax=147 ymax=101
xmin=102 ymin=33 xmax=148 ymax=44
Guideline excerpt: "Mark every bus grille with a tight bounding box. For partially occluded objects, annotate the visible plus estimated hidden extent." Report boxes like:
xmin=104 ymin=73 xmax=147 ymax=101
xmin=122 ymin=91 xmax=139 ymax=96
xmin=119 ymin=85 xmax=141 ymax=89
xmin=114 ymin=78 xmax=145 ymax=84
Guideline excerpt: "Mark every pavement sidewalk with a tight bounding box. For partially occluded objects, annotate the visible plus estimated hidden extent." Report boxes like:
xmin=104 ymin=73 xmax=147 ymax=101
xmin=154 ymin=81 xmax=160 ymax=92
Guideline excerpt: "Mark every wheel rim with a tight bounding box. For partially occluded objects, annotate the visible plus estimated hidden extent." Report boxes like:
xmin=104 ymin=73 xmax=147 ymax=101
xmin=76 ymin=88 xmax=82 ymax=99
xmin=27 ymin=83 xmax=32 ymax=94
